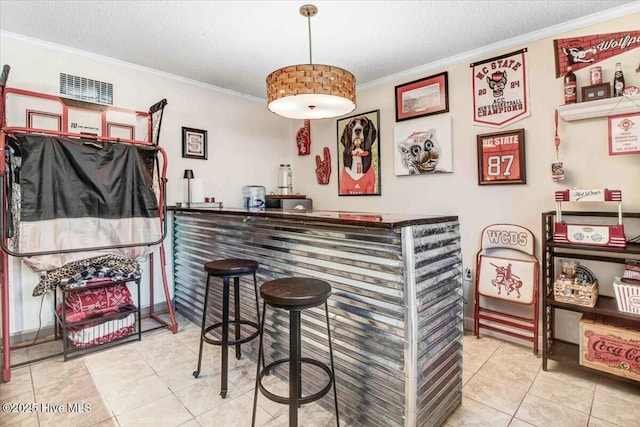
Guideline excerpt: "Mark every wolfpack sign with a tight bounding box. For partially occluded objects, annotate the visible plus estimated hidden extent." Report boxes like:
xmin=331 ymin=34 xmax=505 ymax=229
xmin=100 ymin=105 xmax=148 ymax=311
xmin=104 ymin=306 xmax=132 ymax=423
xmin=554 ymin=30 xmax=640 ymax=78
xmin=472 ymin=49 xmax=530 ymax=127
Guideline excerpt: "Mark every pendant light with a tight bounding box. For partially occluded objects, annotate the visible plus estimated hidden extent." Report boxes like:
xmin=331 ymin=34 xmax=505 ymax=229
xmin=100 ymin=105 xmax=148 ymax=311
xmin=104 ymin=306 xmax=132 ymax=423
xmin=266 ymin=4 xmax=356 ymax=120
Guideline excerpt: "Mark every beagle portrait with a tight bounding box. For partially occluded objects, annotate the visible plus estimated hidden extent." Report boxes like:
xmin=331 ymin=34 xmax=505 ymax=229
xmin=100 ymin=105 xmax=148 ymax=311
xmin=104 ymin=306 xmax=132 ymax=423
xmin=339 ymin=115 xmax=378 ymax=194
xmin=340 ymin=116 xmax=377 ymax=175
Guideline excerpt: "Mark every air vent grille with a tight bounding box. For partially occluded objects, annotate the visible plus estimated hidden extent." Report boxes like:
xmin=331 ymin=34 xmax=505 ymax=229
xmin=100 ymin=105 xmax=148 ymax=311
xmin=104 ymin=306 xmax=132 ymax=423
xmin=59 ymin=73 xmax=113 ymax=105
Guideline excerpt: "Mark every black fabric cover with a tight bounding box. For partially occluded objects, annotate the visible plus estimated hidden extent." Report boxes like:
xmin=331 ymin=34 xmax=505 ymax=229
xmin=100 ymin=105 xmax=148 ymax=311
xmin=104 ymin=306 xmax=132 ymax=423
xmin=7 ymin=133 xmax=162 ymax=271
xmin=13 ymin=133 xmax=158 ymax=221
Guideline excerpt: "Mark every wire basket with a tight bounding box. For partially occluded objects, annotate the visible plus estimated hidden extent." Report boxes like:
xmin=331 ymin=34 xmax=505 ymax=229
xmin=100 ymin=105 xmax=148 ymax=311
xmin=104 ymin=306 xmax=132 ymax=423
xmin=554 ymin=279 xmax=598 ymax=307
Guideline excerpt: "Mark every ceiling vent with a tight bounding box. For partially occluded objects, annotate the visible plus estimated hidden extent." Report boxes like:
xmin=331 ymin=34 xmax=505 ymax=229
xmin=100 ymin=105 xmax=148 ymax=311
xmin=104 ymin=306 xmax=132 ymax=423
xmin=59 ymin=73 xmax=113 ymax=110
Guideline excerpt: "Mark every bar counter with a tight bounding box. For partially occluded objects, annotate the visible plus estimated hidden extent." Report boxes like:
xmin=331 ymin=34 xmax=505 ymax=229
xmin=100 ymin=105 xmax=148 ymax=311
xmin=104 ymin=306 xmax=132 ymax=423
xmin=171 ymin=208 xmax=463 ymax=426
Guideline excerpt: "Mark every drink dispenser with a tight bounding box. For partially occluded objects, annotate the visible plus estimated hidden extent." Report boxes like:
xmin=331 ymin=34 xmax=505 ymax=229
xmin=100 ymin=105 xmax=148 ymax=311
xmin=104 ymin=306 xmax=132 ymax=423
xmin=278 ymin=164 xmax=293 ymax=195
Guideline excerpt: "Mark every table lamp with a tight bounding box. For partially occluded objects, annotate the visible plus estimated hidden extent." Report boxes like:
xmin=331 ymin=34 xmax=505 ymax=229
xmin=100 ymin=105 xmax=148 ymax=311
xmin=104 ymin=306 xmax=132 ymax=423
xmin=183 ymin=169 xmax=194 ymax=207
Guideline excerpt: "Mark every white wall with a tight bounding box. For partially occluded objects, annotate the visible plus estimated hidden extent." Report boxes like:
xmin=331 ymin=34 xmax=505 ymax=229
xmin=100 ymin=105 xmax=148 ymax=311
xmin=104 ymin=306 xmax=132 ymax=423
xmin=1 ymin=12 xmax=639 ymax=340
xmin=0 ymin=32 xmax=295 ymax=335
xmin=292 ymin=13 xmax=640 ymax=335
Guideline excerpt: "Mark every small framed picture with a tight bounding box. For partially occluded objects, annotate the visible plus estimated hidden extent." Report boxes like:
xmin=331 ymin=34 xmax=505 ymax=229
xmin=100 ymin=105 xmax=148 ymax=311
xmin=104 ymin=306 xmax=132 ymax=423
xmin=395 ymin=72 xmax=449 ymax=122
xmin=477 ymin=129 xmax=526 ymax=185
xmin=27 ymin=110 xmax=62 ymax=131
xmin=182 ymin=127 xmax=208 ymax=160
xmin=608 ymin=112 xmax=640 ymax=155
xmin=581 ymin=83 xmax=610 ymax=102
xmin=107 ymin=122 xmax=134 ymax=140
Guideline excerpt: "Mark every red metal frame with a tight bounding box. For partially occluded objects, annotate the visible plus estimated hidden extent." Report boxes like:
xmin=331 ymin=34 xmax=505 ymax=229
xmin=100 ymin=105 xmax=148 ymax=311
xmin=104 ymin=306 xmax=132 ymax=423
xmin=0 ymin=74 xmax=177 ymax=382
xmin=473 ymin=223 xmax=540 ymax=355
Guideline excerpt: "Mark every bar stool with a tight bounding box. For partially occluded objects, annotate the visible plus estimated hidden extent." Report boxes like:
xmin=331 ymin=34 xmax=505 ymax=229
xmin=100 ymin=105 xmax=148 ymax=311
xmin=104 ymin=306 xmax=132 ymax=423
xmin=251 ymin=278 xmax=339 ymax=427
xmin=193 ymin=259 xmax=262 ymax=398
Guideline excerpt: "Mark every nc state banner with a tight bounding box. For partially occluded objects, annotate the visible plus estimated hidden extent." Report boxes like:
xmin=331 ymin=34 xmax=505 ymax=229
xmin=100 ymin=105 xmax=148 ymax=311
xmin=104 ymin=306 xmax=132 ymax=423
xmin=554 ymin=30 xmax=640 ymax=78
xmin=471 ymin=49 xmax=530 ymax=128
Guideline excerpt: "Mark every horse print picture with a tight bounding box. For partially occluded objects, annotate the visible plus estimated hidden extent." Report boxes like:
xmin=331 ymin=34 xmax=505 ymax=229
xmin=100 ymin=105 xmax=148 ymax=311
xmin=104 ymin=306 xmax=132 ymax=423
xmin=337 ymin=110 xmax=381 ymax=196
xmin=477 ymin=255 xmax=536 ymax=305
xmin=393 ymin=116 xmax=453 ymax=176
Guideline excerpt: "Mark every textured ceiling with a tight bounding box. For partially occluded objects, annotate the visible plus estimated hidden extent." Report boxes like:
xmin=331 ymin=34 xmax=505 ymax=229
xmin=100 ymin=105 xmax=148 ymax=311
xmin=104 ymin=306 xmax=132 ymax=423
xmin=0 ymin=1 xmax=638 ymax=100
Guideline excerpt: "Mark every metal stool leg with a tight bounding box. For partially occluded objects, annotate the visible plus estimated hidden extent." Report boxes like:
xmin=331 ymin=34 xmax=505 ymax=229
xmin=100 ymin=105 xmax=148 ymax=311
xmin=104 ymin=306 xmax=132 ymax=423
xmin=289 ymin=309 xmax=301 ymax=427
xmin=251 ymin=301 xmax=267 ymax=427
xmin=253 ymin=271 xmax=266 ymax=369
xmin=325 ymin=301 xmax=340 ymax=426
xmin=192 ymin=274 xmax=211 ymax=379
xmin=220 ymin=276 xmax=230 ymax=398
xmin=234 ymin=276 xmax=241 ymax=360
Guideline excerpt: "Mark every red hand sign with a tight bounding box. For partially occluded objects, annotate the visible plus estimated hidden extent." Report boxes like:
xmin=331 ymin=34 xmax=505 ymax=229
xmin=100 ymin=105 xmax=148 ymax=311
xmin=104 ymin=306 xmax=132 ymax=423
xmin=296 ymin=119 xmax=311 ymax=156
xmin=315 ymin=147 xmax=331 ymax=185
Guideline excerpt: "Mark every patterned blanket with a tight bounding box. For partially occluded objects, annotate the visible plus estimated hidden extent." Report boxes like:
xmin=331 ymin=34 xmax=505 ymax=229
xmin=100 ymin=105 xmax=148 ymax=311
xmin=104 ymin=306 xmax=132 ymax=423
xmin=33 ymin=254 xmax=140 ymax=296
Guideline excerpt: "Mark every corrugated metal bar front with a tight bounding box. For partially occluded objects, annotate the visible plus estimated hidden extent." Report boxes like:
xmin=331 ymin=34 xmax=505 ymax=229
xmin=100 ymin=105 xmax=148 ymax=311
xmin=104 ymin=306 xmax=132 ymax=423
xmin=173 ymin=212 xmax=406 ymax=426
xmin=172 ymin=211 xmax=462 ymax=426
xmin=409 ymin=222 xmax=463 ymax=427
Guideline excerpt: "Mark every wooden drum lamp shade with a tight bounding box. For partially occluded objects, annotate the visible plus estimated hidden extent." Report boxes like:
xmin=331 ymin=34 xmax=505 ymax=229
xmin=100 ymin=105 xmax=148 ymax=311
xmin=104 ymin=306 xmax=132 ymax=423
xmin=266 ymin=4 xmax=356 ymax=120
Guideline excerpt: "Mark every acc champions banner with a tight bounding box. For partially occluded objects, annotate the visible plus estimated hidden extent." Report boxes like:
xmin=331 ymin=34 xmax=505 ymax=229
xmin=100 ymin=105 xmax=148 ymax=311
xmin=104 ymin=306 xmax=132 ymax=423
xmin=471 ymin=49 xmax=530 ymax=128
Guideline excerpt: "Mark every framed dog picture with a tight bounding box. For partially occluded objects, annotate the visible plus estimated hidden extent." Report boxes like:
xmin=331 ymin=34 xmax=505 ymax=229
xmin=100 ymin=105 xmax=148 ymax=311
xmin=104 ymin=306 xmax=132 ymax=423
xmin=476 ymin=129 xmax=526 ymax=185
xmin=337 ymin=110 xmax=381 ymax=196
xmin=395 ymin=72 xmax=449 ymax=122
xmin=182 ymin=127 xmax=208 ymax=160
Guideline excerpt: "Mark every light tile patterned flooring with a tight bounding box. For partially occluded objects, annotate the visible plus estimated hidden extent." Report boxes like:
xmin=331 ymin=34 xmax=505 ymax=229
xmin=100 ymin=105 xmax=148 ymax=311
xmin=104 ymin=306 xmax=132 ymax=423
xmin=1 ymin=312 xmax=639 ymax=427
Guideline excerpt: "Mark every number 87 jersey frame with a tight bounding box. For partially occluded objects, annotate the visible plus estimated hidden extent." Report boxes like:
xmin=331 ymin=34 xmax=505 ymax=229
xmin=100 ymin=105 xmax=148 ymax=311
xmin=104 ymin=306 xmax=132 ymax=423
xmin=476 ymin=128 xmax=527 ymax=185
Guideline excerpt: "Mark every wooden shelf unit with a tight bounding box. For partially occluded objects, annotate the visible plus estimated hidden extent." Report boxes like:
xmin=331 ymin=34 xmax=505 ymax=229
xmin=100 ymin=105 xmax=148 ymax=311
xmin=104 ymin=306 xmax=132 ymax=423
xmin=542 ymin=210 xmax=640 ymax=383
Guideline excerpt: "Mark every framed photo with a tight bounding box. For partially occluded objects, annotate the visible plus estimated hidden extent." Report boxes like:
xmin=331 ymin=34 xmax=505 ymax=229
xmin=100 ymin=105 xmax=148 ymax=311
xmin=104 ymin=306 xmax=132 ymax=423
xmin=107 ymin=122 xmax=134 ymax=140
xmin=582 ymin=83 xmax=610 ymax=102
xmin=476 ymin=129 xmax=526 ymax=185
xmin=393 ymin=116 xmax=453 ymax=175
xmin=395 ymin=72 xmax=448 ymax=122
xmin=27 ymin=110 xmax=62 ymax=131
xmin=608 ymin=112 xmax=640 ymax=155
xmin=182 ymin=127 xmax=208 ymax=160
xmin=337 ymin=110 xmax=381 ymax=196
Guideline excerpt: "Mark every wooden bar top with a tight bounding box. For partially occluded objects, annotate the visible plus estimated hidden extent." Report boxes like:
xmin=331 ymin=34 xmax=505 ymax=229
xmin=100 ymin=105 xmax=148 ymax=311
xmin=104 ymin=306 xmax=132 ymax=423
xmin=169 ymin=206 xmax=458 ymax=229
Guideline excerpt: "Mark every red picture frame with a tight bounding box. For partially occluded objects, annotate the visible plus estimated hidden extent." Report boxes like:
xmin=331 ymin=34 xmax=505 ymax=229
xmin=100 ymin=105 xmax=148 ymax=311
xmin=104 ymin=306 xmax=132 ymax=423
xmin=395 ymin=72 xmax=448 ymax=122
xmin=476 ymin=129 xmax=526 ymax=185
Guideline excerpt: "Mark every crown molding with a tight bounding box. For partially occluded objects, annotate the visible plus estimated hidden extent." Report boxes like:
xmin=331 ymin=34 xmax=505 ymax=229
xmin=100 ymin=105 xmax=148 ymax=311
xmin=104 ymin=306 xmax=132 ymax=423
xmin=358 ymin=2 xmax=640 ymax=91
xmin=0 ymin=30 xmax=265 ymax=105
xmin=2 ymin=2 xmax=639 ymax=102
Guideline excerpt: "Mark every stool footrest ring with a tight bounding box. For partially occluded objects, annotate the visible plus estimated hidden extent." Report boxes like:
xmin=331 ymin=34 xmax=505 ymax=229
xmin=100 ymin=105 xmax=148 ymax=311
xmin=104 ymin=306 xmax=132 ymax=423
xmin=257 ymin=357 xmax=333 ymax=405
xmin=202 ymin=320 xmax=260 ymax=346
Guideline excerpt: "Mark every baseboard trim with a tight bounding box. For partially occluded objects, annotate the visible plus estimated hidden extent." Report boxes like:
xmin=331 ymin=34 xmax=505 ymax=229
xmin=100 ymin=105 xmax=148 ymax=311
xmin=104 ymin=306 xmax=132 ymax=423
xmin=6 ymin=301 xmax=172 ymax=346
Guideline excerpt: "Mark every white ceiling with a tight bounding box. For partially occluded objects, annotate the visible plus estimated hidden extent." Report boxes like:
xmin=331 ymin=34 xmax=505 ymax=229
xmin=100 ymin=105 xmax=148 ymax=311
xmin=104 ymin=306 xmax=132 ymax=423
xmin=1 ymin=1 xmax=638 ymax=100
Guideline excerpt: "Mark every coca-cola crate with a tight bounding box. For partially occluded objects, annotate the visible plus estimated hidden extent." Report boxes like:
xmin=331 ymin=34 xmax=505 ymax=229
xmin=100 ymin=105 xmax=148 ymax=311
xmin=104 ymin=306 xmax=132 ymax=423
xmin=579 ymin=313 xmax=640 ymax=382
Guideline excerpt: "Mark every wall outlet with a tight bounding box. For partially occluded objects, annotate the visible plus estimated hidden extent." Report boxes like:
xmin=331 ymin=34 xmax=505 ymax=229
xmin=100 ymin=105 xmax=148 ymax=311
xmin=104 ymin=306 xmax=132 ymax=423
xmin=464 ymin=267 xmax=473 ymax=281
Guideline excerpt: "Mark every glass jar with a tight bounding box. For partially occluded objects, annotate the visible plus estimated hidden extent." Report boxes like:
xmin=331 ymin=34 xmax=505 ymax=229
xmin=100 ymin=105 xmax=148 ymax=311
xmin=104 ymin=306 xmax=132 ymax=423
xmin=278 ymin=164 xmax=293 ymax=195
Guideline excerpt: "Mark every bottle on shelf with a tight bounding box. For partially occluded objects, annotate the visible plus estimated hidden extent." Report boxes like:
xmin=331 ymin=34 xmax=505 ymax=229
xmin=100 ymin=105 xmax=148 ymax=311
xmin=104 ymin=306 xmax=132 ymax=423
xmin=564 ymin=66 xmax=577 ymax=104
xmin=613 ymin=62 xmax=625 ymax=97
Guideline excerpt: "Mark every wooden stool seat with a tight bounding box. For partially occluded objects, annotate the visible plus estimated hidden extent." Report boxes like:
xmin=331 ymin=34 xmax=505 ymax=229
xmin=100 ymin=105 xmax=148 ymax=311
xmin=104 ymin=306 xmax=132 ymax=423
xmin=204 ymin=259 xmax=259 ymax=276
xmin=260 ymin=278 xmax=331 ymax=309
xmin=252 ymin=277 xmax=339 ymax=426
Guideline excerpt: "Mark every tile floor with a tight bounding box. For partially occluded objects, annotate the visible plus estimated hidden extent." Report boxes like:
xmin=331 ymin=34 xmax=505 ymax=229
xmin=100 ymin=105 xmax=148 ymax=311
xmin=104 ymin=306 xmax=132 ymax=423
xmin=1 ymin=313 xmax=639 ymax=427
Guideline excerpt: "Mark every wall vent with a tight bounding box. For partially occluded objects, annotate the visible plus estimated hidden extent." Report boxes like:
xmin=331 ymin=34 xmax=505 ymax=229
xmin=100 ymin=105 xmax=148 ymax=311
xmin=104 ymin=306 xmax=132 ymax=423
xmin=59 ymin=73 xmax=113 ymax=105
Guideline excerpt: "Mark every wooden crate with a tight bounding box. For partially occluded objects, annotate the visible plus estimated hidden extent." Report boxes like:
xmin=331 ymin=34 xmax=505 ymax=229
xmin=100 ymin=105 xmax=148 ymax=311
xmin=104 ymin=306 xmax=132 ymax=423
xmin=579 ymin=313 xmax=640 ymax=382
xmin=554 ymin=279 xmax=598 ymax=307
